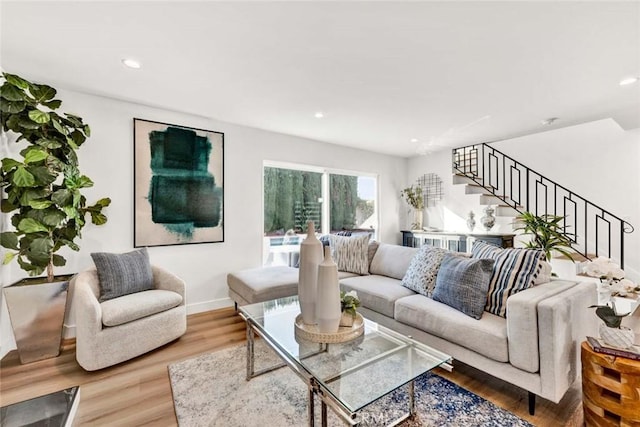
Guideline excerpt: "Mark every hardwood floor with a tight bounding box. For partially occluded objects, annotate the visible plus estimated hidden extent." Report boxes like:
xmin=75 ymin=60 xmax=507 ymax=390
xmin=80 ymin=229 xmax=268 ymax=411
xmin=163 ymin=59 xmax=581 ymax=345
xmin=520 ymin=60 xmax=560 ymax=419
xmin=1 ymin=307 xmax=582 ymax=426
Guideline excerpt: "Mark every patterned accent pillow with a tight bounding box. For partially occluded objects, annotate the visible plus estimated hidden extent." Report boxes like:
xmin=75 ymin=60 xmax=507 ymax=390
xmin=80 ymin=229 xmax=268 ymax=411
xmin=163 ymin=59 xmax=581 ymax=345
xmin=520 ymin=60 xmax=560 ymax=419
xmin=471 ymin=240 xmax=545 ymax=317
xmin=432 ymin=254 xmax=495 ymax=319
xmin=401 ymin=245 xmax=450 ymax=297
xmin=91 ymin=248 xmax=154 ymax=302
xmin=329 ymin=234 xmax=370 ymax=275
xmin=367 ymin=241 xmax=380 ymax=269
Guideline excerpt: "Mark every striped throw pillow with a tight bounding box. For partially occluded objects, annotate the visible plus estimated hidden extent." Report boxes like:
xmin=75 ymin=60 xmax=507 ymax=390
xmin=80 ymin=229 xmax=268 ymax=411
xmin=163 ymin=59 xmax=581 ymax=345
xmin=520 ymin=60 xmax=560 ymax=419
xmin=329 ymin=234 xmax=370 ymax=275
xmin=471 ymin=240 xmax=545 ymax=317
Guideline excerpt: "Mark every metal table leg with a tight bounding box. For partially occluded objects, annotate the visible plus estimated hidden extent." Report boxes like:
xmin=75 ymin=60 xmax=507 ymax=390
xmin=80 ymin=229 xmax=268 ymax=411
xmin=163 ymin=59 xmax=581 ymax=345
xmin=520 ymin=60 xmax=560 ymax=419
xmin=246 ymin=322 xmax=254 ymax=381
xmin=308 ymin=386 xmax=315 ymax=427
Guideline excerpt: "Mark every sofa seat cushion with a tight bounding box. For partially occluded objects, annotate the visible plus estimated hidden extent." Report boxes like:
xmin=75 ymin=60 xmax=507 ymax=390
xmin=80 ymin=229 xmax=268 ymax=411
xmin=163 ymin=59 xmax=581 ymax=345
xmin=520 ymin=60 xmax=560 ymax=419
xmin=394 ymin=294 xmax=509 ymax=363
xmin=101 ymin=289 xmax=183 ymax=327
xmin=227 ymin=266 xmax=299 ymax=304
xmin=338 ymin=271 xmax=359 ymax=279
xmin=340 ymin=275 xmax=416 ymax=317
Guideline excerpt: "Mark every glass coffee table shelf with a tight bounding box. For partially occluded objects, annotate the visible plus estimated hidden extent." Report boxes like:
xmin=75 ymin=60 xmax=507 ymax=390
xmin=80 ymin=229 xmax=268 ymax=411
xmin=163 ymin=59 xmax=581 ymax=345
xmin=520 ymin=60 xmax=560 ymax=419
xmin=239 ymin=296 xmax=452 ymax=426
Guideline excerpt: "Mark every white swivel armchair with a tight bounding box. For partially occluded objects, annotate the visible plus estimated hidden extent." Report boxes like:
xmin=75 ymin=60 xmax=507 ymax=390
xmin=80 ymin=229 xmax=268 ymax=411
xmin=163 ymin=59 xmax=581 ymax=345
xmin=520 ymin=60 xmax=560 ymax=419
xmin=72 ymin=265 xmax=187 ymax=371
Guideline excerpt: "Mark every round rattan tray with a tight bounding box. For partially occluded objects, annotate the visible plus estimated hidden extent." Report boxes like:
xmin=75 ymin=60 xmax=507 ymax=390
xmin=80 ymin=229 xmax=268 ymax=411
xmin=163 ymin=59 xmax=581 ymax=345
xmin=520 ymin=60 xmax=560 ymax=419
xmin=294 ymin=313 xmax=365 ymax=344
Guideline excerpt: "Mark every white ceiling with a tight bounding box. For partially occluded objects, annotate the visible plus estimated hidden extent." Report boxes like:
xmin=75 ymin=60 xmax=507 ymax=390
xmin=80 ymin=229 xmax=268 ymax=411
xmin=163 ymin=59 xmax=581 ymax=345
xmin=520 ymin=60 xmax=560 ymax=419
xmin=1 ymin=1 xmax=639 ymax=157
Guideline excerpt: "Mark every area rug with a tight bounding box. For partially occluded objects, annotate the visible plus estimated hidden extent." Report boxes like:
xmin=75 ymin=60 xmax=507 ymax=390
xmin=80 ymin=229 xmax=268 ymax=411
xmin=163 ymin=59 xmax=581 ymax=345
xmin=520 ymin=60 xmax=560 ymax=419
xmin=168 ymin=342 xmax=533 ymax=427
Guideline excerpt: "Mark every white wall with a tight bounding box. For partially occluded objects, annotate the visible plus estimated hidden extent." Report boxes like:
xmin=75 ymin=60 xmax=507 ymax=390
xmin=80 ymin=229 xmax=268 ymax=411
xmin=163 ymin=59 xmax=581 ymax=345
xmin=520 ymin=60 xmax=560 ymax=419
xmin=408 ymin=118 xmax=640 ymax=281
xmin=0 ymin=89 xmax=407 ymax=357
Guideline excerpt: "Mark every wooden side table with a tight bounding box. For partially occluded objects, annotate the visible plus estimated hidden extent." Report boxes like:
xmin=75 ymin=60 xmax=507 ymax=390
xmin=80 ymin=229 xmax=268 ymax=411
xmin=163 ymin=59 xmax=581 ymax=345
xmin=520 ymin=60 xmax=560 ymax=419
xmin=581 ymin=341 xmax=640 ymax=426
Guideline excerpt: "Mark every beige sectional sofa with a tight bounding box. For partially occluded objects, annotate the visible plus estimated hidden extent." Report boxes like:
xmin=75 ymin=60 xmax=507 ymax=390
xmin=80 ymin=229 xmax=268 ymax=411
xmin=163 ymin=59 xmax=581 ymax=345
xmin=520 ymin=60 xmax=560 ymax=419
xmin=227 ymin=242 xmax=597 ymax=414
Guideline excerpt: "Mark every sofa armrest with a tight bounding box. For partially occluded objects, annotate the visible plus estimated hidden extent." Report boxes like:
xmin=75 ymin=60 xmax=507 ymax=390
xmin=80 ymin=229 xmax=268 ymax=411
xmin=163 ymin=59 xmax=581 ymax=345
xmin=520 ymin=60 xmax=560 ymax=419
xmin=507 ymin=280 xmax=578 ymax=373
xmin=537 ymin=281 xmax=597 ymax=403
xmin=152 ymin=266 xmax=186 ymax=304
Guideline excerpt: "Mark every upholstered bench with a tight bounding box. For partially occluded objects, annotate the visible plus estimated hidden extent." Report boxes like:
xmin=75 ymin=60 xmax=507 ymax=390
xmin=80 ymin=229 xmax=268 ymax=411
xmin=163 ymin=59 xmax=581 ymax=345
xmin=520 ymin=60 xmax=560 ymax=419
xmin=227 ymin=266 xmax=299 ymax=306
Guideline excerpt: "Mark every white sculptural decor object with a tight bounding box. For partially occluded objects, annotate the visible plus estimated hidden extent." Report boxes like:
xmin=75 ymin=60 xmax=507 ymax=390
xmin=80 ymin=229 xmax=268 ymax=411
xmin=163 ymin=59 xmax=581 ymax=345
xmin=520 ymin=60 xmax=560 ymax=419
xmin=481 ymin=206 xmax=496 ymax=231
xmin=316 ymin=245 xmax=341 ymax=334
xmin=466 ymin=211 xmax=476 ymax=232
xmin=298 ymin=221 xmax=323 ymax=325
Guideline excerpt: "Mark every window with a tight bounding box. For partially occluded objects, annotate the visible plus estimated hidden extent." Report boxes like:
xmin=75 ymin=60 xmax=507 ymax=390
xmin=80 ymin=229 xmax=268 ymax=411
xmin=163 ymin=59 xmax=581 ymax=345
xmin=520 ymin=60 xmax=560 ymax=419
xmin=263 ymin=163 xmax=378 ymax=266
xmin=329 ymin=174 xmax=377 ymax=233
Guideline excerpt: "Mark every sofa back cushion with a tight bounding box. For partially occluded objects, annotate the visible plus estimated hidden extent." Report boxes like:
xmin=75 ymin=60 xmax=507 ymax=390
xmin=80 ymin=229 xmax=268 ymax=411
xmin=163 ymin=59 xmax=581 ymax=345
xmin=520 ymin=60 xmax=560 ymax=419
xmin=471 ymin=240 xmax=545 ymax=317
xmin=401 ymin=245 xmax=450 ymax=297
xmin=369 ymin=244 xmax=418 ymax=279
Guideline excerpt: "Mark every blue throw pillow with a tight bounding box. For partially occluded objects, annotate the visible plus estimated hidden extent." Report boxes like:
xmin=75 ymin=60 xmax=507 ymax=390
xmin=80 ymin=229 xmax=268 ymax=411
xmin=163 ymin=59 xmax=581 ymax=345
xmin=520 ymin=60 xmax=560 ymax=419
xmin=432 ymin=253 xmax=494 ymax=319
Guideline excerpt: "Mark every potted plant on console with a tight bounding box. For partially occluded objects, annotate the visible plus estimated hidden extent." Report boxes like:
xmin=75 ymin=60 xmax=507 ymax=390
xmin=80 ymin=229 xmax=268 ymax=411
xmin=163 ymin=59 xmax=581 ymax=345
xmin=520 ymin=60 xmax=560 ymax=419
xmin=0 ymin=72 xmax=110 ymax=363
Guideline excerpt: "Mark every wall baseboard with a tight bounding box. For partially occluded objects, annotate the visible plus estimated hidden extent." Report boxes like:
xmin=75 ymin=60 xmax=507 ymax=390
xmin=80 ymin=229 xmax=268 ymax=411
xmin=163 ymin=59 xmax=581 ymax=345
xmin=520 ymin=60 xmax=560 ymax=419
xmin=186 ymin=297 xmax=234 ymax=315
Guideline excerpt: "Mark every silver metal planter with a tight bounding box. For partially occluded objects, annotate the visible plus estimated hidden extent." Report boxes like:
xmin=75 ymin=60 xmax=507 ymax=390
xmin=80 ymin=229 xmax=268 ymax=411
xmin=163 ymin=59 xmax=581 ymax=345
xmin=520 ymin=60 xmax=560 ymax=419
xmin=3 ymin=275 xmax=73 ymax=364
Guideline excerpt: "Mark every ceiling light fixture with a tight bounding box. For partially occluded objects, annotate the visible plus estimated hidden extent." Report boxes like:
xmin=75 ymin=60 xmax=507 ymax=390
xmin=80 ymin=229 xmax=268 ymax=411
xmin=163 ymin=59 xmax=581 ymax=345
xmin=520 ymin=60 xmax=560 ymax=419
xmin=410 ymin=138 xmax=418 ymax=143
xmin=541 ymin=117 xmax=559 ymax=126
xmin=314 ymin=112 xmax=324 ymax=119
xmin=122 ymin=58 xmax=141 ymax=69
xmin=619 ymin=76 xmax=639 ymax=86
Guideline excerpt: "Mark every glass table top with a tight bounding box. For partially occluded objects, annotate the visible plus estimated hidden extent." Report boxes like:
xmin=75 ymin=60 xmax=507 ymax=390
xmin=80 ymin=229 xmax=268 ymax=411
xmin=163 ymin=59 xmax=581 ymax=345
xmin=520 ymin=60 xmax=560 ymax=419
xmin=240 ymin=296 xmax=452 ymax=413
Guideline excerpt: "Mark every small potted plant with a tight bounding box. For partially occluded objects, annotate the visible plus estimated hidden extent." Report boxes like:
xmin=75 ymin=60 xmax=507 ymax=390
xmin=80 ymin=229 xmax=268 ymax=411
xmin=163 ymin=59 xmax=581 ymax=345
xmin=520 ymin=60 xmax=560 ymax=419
xmin=400 ymin=185 xmax=424 ymax=230
xmin=340 ymin=290 xmax=361 ymax=327
xmin=590 ymin=301 xmax=634 ymax=349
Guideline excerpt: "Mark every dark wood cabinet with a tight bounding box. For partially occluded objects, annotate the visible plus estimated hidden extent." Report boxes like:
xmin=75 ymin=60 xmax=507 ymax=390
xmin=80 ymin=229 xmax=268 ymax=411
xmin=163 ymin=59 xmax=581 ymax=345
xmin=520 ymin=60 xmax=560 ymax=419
xmin=401 ymin=230 xmax=514 ymax=252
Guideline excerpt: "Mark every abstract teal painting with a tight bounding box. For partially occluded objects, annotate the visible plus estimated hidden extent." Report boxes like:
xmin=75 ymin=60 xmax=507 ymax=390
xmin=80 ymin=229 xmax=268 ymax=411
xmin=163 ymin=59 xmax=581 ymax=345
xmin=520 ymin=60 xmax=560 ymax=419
xmin=134 ymin=119 xmax=224 ymax=247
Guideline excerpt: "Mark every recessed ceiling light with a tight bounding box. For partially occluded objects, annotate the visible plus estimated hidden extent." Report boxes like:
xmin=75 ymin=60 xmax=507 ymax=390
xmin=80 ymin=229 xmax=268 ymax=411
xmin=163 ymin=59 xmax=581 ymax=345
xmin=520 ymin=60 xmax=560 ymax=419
xmin=122 ymin=58 xmax=141 ymax=69
xmin=314 ymin=112 xmax=324 ymax=119
xmin=541 ymin=117 xmax=559 ymax=126
xmin=410 ymin=138 xmax=418 ymax=143
xmin=619 ymin=76 xmax=639 ymax=86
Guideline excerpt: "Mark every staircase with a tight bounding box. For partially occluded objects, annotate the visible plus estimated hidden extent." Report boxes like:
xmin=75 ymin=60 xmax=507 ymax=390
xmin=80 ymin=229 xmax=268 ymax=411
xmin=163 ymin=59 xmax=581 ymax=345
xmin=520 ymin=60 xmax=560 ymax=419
xmin=452 ymin=143 xmax=634 ymax=268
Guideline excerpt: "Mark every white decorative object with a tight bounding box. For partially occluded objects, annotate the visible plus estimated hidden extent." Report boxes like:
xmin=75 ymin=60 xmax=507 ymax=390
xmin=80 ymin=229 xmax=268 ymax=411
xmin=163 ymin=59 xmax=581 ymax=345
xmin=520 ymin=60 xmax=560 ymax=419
xmin=316 ymin=246 xmax=341 ymax=334
xmin=598 ymin=280 xmax=612 ymax=305
xmin=599 ymin=324 xmax=635 ymax=349
xmin=466 ymin=211 xmax=476 ymax=232
xmin=298 ymin=221 xmax=323 ymax=325
xmin=583 ymin=257 xmax=628 ymax=304
xmin=480 ymin=206 xmax=495 ymax=231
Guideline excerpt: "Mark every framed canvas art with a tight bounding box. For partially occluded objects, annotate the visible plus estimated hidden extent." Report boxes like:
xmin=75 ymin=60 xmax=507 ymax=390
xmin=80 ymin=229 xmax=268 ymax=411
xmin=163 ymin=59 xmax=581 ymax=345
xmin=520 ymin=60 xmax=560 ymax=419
xmin=134 ymin=118 xmax=224 ymax=247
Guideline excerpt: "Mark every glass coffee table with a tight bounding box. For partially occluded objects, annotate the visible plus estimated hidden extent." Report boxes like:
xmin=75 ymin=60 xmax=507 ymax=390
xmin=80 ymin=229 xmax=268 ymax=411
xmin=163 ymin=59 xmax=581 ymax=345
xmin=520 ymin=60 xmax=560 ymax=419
xmin=239 ymin=296 xmax=453 ymax=426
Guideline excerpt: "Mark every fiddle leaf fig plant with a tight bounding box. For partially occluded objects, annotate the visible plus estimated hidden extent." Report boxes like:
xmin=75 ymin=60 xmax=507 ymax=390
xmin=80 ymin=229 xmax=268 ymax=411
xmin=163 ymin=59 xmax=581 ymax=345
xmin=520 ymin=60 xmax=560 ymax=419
xmin=0 ymin=72 xmax=110 ymax=282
